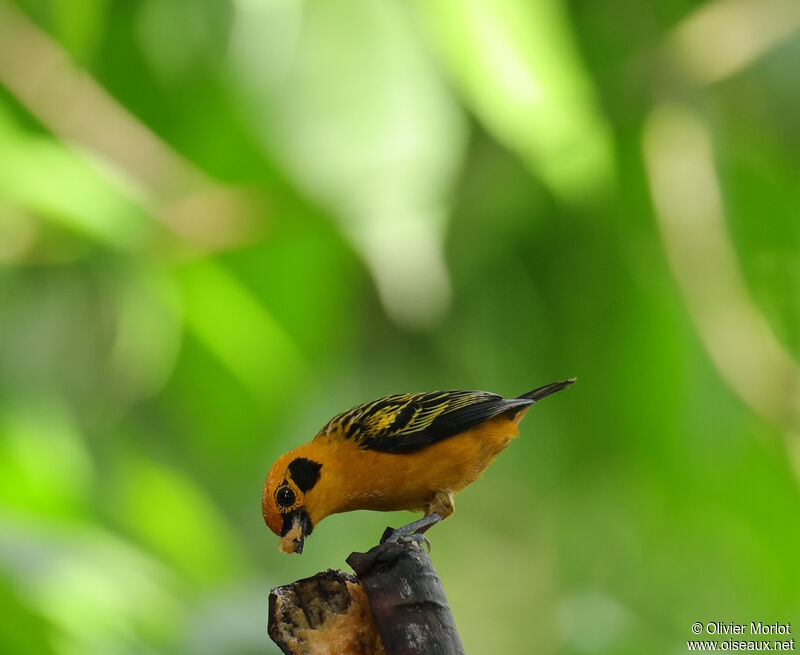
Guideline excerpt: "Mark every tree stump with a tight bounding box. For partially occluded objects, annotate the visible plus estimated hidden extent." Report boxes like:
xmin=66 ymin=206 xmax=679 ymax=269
xmin=268 ymin=530 xmax=465 ymax=655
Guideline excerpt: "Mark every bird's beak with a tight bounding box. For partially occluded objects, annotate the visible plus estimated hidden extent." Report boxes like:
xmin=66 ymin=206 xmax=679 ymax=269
xmin=279 ymin=508 xmax=313 ymax=554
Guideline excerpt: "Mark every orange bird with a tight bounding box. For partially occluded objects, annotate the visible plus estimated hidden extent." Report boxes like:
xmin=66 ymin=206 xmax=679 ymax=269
xmin=262 ymin=379 xmax=575 ymax=553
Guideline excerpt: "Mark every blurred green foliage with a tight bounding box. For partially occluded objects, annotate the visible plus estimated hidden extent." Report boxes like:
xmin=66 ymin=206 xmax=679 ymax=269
xmin=1 ymin=1 xmax=799 ymax=654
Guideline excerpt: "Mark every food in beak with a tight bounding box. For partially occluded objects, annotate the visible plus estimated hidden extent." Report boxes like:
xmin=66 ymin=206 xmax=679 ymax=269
xmin=279 ymin=509 xmax=312 ymax=554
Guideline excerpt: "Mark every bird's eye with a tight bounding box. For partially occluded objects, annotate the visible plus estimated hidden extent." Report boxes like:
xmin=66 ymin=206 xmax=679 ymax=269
xmin=276 ymin=486 xmax=295 ymax=508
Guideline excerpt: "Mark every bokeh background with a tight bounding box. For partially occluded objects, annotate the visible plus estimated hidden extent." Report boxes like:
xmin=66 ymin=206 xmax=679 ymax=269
xmin=1 ymin=0 xmax=799 ymax=653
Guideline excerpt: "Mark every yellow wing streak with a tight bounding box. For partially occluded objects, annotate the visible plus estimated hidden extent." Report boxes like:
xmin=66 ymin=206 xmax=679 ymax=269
xmin=313 ymin=383 xmax=573 ymax=453
xmin=316 ymin=390 xmax=528 ymax=452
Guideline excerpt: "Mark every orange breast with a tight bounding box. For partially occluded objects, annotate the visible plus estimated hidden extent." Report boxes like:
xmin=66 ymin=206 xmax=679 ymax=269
xmin=306 ymin=415 xmax=520 ymax=520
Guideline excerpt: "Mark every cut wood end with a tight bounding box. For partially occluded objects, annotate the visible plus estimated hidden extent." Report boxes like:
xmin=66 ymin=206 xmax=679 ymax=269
xmin=268 ymin=569 xmax=385 ymax=655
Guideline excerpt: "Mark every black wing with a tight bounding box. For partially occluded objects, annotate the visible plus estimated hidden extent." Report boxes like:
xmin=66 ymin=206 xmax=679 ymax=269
xmin=317 ymin=390 xmax=533 ymax=453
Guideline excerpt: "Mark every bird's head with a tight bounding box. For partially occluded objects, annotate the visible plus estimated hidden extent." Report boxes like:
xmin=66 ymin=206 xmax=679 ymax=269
xmin=262 ymin=449 xmax=323 ymax=554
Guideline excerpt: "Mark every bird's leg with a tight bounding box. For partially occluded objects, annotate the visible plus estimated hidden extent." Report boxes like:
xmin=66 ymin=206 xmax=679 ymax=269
xmin=383 ymin=513 xmax=442 ymax=551
xmin=386 ymin=512 xmax=444 ymax=540
xmin=383 ymin=491 xmax=455 ymax=551
xmin=428 ymin=490 xmax=455 ymax=520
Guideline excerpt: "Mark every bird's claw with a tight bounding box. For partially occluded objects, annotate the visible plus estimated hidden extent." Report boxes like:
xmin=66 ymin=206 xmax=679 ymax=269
xmin=386 ymin=529 xmax=432 ymax=553
xmin=381 ymin=512 xmax=443 ymax=551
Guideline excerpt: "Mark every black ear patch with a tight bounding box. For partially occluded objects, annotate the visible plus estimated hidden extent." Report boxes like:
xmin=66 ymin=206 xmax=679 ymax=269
xmin=288 ymin=458 xmax=322 ymax=492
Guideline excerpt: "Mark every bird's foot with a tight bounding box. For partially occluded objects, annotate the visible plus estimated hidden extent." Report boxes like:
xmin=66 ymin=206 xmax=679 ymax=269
xmin=386 ymin=530 xmax=431 ymax=553
xmin=381 ymin=512 xmax=443 ymax=552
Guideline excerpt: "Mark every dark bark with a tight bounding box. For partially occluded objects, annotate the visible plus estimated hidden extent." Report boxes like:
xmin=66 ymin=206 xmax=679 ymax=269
xmin=268 ymin=530 xmax=465 ymax=655
xmin=346 ymin=532 xmax=466 ymax=655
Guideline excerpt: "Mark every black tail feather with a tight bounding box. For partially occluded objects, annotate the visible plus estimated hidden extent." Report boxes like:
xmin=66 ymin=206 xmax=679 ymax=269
xmin=518 ymin=378 xmax=576 ymax=402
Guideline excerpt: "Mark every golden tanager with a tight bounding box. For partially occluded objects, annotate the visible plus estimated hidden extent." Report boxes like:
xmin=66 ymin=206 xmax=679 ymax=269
xmin=262 ymin=379 xmax=575 ymax=554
